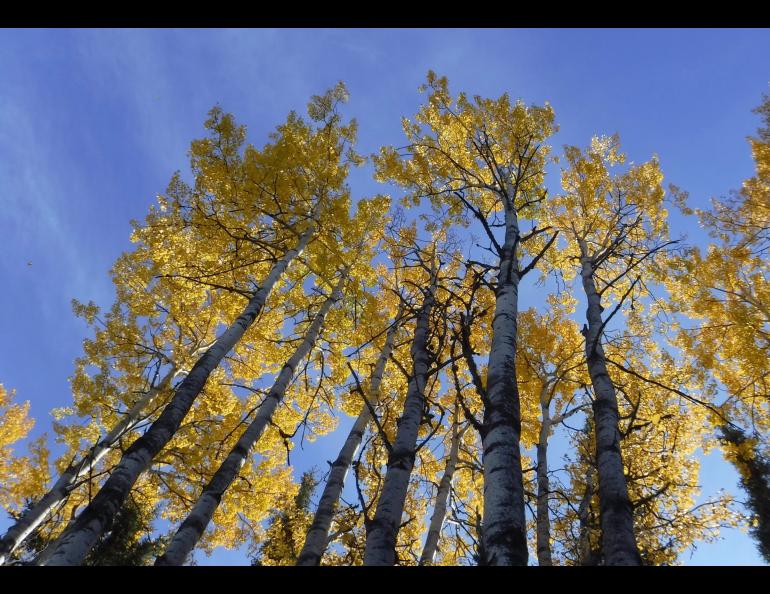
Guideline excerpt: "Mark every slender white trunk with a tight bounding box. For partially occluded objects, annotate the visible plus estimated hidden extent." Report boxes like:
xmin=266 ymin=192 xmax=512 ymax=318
xmin=536 ymin=384 xmax=553 ymax=567
xmin=0 ymin=366 xmax=179 ymax=565
xmin=363 ymin=274 xmax=436 ymax=566
xmin=296 ymin=311 xmax=401 ymax=566
xmin=419 ymin=415 xmax=464 ymax=566
xmin=482 ymin=206 xmax=527 ymax=566
xmin=156 ymin=272 xmax=346 ymax=566
xmin=42 ymin=220 xmax=316 ymax=566
xmin=537 ymin=381 xmax=588 ymax=566
xmin=579 ymin=248 xmax=641 ymax=566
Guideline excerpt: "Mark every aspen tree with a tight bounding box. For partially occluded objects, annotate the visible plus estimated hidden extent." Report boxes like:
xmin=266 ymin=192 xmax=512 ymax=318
xmin=0 ymin=288 xmax=205 ymax=565
xmin=156 ymin=270 xmax=349 ymax=565
xmin=667 ymin=92 xmax=770 ymax=560
xmin=551 ymin=325 xmax=733 ymax=565
xmin=418 ymin=406 xmax=467 ymax=565
xmin=157 ymin=189 xmax=391 ymax=564
xmin=516 ymin=300 xmax=588 ymax=565
xmin=361 ymin=221 xmax=461 ymax=565
xmin=297 ymin=304 xmax=403 ymax=565
xmin=375 ymin=72 xmax=558 ymax=565
xmin=0 ymin=384 xmax=50 ymax=563
xmin=548 ymin=135 xmax=675 ymax=564
xmin=43 ymin=84 xmax=356 ymax=565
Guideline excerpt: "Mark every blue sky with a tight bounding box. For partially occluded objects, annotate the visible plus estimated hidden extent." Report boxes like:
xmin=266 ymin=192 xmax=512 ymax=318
xmin=1 ymin=28 xmax=768 ymax=565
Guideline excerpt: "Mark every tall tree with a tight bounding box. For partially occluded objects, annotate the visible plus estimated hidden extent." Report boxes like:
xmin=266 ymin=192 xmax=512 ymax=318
xmin=156 ymin=270 xmax=349 ymax=565
xmin=667 ymin=92 xmax=770 ymax=559
xmin=547 ymin=134 xmax=675 ymax=564
xmin=362 ymin=234 xmax=442 ymax=565
xmin=297 ymin=304 xmax=403 ymax=566
xmin=418 ymin=406 xmax=467 ymax=565
xmin=0 ymin=291 xmax=200 ymax=565
xmin=43 ymin=84 xmax=357 ymax=565
xmin=375 ymin=72 xmax=558 ymax=565
xmin=516 ymin=300 xmax=587 ymax=565
xmin=0 ymin=384 xmax=51 ymax=564
xmin=151 ymin=188 xmax=390 ymax=564
xmin=550 ymin=326 xmax=733 ymax=566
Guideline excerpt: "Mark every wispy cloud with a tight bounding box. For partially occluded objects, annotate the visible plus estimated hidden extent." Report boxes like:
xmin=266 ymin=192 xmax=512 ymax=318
xmin=0 ymin=95 xmax=91 ymax=310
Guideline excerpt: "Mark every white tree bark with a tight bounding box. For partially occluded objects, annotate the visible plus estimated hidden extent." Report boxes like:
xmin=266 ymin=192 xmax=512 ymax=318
xmin=41 ymin=220 xmax=316 ymax=566
xmin=296 ymin=310 xmax=401 ymax=566
xmin=579 ymin=249 xmax=641 ymax=566
xmin=535 ymin=383 xmax=554 ymax=567
xmin=362 ymin=274 xmax=436 ymax=566
xmin=481 ymin=206 xmax=528 ymax=566
xmin=419 ymin=415 xmax=464 ymax=566
xmin=535 ymin=384 xmax=586 ymax=567
xmin=0 ymin=367 xmax=181 ymax=565
xmin=155 ymin=272 xmax=346 ymax=566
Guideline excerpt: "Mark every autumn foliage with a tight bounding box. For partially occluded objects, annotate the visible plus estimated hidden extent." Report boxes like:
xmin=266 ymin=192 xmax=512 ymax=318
xmin=1 ymin=77 xmax=768 ymax=566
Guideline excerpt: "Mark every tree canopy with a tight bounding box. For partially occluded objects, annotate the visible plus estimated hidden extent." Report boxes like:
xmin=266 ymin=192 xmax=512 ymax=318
xmin=2 ymin=77 xmax=768 ymax=567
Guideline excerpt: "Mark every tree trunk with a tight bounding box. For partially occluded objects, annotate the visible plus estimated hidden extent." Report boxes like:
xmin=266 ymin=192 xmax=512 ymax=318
xmin=577 ymin=473 xmax=599 ymax=565
xmin=536 ymin=386 xmax=553 ymax=567
xmin=156 ymin=272 xmax=346 ymax=566
xmin=418 ymin=414 xmax=464 ymax=566
xmin=41 ymin=221 xmax=316 ymax=566
xmin=362 ymin=274 xmax=436 ymax=566
xmin=579 ymin=251 xmax=641 ymax=566
xmin=481 ymin=206 xmax=527 ymax=566
xmin=296 ymin=309 xmax=401 ymax=566
xmin=0 ymin=366 xmax=180 ymax=566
